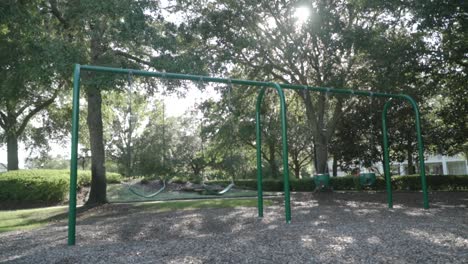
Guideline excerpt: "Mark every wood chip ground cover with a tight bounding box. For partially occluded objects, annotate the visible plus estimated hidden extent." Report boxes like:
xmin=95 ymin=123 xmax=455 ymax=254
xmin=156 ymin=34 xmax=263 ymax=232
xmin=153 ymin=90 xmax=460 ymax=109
xmin=0 ymin=192 xmax=467 ymax=263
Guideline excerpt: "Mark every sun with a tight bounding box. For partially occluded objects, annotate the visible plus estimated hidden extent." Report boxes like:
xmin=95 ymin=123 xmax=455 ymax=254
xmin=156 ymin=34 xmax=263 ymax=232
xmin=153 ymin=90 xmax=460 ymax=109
xmin=294 ymin=6 xmax=310 ymax=26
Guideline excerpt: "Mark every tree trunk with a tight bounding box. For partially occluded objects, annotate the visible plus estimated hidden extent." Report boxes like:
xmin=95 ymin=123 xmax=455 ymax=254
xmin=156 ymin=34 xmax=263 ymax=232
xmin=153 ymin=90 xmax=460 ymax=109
xmin=293 ymin=159 xmax=301 ymax=179
xmin=85 ymin=85 xmax=107 ymax=205
xmin=315 ymin=133 xmax=329 ymax=174
xmin=332 ymin=155 xmax=338 ymax=177
xmin=268 ymin=142 xmax=278 ymax=179
xmin=6 ymin=132 xmax=19 ymax=170
xmin=299 ymin=91 xmax=332 ymax=174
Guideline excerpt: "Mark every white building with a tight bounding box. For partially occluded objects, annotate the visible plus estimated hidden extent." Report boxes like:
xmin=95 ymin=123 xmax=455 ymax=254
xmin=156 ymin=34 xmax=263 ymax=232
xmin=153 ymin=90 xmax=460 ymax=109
xmin=393 ymin=154 xmax=468 ymax=175
xmin=327 ymin=154 xmax=467 ymax=176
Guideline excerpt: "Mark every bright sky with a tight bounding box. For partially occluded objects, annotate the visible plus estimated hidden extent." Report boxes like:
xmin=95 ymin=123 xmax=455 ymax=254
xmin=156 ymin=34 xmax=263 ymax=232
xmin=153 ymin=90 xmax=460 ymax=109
xmin=294 ymin=6 xmax=311 ymax=25
xmin=163 ymin=84 xmax=220 ymax=116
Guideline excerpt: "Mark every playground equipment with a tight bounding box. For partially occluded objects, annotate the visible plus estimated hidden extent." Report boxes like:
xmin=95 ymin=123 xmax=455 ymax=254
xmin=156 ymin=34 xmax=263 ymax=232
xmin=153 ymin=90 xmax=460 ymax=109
xmin=125 ymin=180 xmax=167 ymax=198
xmin=124 ymin=76 xmax=235 ymax=199
xmin=198 ymin=181 xmax=236 ymax=195
xmin=359 ymin=172 xmax=377 ymax=186
xmin=123 ymin=72 xmax=168 ymax=198
xmin=314 ymin=173 xmax=331 ymax=190
xmin=68 ymin=64 xmax=429 ymax=245
xmin=197 ymin=78 xmax=236 ymax=195
xmin=358 ymin=95 xmax=377 ymax=187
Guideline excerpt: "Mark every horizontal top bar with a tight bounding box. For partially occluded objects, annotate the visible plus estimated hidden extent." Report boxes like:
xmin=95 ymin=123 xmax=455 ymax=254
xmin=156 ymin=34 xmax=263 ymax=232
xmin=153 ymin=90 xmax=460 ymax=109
xmin=79 ymin=64 xmax=402 ymax=98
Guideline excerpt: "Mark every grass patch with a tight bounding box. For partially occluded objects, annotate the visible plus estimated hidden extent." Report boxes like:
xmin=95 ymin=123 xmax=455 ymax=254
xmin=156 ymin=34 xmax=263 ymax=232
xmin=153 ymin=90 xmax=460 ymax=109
xmin=0 ymin=206 xmax=68 ymax=233
xmin=0 ymin=198 xmax=271 ymax=233
xmin=135 ymin=198 xmax=273 ymax=213
xmin=107 ymin=183 xmax=269 ymax=202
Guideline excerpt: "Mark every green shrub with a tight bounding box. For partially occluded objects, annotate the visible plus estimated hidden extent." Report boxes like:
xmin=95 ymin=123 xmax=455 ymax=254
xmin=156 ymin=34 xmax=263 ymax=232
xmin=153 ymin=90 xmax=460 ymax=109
xmin=330 ymin=176 xmax=356 ymax=190
xmin=208 ymin=174 xmax=468 ymax=192
xmin=392 ymin=174 xmax=468 ymax=191
xmin=290 ymin=178 xmax=314 ymax=191
xmin=0 ymin=169 xmax=122 ymax=203
xmin=207 ymin=179 xmax=282 ymax=191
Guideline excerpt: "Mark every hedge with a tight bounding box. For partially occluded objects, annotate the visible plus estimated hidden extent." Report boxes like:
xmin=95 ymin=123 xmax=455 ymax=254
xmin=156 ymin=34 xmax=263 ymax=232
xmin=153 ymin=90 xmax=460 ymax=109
xmin=207 ymin=174 xmax=468 ymax=192
xmin=0 ymin=169 xmax=122 ymax=203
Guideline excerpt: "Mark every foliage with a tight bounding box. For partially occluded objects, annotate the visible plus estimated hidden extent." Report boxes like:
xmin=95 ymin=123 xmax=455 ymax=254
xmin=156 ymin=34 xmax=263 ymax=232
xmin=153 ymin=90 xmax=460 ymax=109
xmin=208 ymin=174 xmax=468 ymax=192
xmin=392 ymin=175 xmax=468 ymax=191
xmin=1 ymin=0 xmax=465 ymax=203
xmin=0 ymin=0 xmax=74 ymax=170
xmin=0 ymin=170 xmax=122 ymax=202
xmin=25 ymin=154 xmax=69 ymax=170
xmin=102 ymin=90 xmax=151 ymax=176
xmin=40 ymin=0 xmax=207 ymax=204
xmin=178 ymin=0 xmax=437 ymax=174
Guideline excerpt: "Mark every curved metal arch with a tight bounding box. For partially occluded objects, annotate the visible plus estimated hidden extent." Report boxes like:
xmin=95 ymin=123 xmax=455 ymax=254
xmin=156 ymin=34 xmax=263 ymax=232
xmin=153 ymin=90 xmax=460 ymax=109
xmin=255 ymin=83 xmax=291 ymax=223
xmin=382 ymin=95 xmax=429 ymax=209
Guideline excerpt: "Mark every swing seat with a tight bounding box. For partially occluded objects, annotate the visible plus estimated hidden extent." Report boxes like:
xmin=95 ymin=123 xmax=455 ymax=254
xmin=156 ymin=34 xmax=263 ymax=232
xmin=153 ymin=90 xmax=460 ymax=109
xmin=359 ymin=172 xmax=376 ymax=186
xmin=126 ymin=180 xmax=166 ymax=198
xmin=195 ymin=182 xmax=235 ymax=195
xmin=313 ymin=173 xmax=331 ymax=190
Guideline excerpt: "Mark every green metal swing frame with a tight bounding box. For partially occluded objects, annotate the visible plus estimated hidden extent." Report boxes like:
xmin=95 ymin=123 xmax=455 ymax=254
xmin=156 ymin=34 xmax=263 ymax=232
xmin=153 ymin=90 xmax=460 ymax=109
xmin=68 ymin=64 xmax=429 ymax=245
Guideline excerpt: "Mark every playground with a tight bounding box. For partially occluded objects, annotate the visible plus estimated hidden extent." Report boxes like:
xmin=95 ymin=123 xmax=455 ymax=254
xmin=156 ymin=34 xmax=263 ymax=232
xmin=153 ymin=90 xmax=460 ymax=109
xmin=2 ymin=2 xmax=467 ymax=263
xmin=1 ymin=192 xmax=467 ymax=263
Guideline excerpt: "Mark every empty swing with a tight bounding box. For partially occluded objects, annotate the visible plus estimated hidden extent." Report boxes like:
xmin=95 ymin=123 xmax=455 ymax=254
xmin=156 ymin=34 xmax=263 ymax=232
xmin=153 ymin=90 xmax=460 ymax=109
xmin=359 ymin=93 xmax=376 ymax=187
xmin=124 ymin=72 xmax=167 ymax=198
xmin=197 ymin=78 xmax=236 ymax=195
xmin=313 ymin=89 xmax=332 ymax=191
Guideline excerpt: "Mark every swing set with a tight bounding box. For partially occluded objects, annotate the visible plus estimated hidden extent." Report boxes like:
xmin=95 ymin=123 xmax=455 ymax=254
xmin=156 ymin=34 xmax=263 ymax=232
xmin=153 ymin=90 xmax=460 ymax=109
xmin=68 ymin=64 xmax=429 ymax=245
xmin=122 ymin=74 xmax=237 ymax=198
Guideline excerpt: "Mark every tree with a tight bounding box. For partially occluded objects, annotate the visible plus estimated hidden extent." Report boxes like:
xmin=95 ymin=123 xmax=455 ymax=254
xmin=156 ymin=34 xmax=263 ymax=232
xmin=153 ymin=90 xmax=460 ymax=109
xmin=0 ymin=1 xmax=70 ymax=170
xmin=180 ymin=0 xmax=433 ymax=174
xmin=173 ymin=114 xmax=208 ymax=179
xmin=410 ymin=0 xmax=467 ymax=157
xmin=133 ymin=101 xmax=176 ymax=177
xmin=46 ymin=0 xmax=207 ymax=204
xmin=286 ymin=94 xmax=314 ymax=178
xmin=102 ymin=88 xmax=149 ymax=176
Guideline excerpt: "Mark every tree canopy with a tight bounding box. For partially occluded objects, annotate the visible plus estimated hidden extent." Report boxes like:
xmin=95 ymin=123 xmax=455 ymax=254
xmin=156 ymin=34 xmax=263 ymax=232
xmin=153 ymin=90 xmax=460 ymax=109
xmin=1 ymin=0 xmax=466 ymax=202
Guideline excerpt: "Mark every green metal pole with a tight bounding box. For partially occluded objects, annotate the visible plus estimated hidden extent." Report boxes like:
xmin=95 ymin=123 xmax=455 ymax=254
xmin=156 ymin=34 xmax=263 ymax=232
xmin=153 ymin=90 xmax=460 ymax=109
xmin=255 ymin=88 xmax=266 ymax=218
xmin=78 ymin=64 xmax=399 ymax=99
xmin=272 ymin=83 xmax=291 ymax=223
xmin=255 ymin=83 xmax=291 ymax=223
xmin=68 ymin=64 xmax=81 ymax=245
xmin=400 ymin=95 xmax=429 ymax=209
xmin=382 ymin=100 xmax=393 ymax=208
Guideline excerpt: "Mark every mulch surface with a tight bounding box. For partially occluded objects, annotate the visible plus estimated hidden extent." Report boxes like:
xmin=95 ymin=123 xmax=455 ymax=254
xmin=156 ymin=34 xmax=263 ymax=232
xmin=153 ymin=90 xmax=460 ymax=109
xmin=1 ymin=191 xmax=467 ymax=263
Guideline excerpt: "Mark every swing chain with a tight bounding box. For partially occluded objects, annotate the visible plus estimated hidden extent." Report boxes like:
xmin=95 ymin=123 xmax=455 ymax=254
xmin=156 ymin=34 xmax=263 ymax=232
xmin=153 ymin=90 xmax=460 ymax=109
xmin=127 ymin=71 xmax=133 ymax=137
xmin=160 ymin=71 xmax=168 ymax=171
xmin=325 ymin=87 xmax=331 ymax=100
xmin=127 ymin=71 xmax=134 ymax=120
xmin=127 ymin=71 xmax=134 ymax=177
xmin=198 ymin=76 xmax=205 ymax=90
xmin=227 ymin=78 xmax=236 ymax=182
xmin=369 ymin=92 xmax=374 ymax=163
xmin=227 ymin=78 xmax=235 ymax=113
xmin=302 ymin=85 xmax=308 ymax=99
